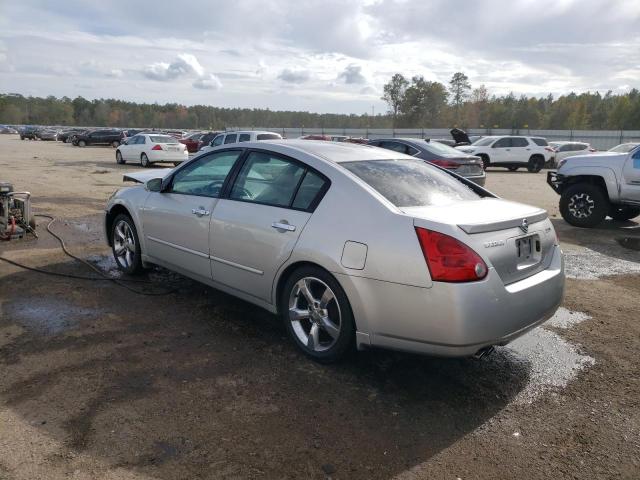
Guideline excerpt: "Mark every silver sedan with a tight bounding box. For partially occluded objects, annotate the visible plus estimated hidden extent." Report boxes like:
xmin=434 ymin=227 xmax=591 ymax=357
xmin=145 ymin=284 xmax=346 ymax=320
xmin=105 ymin=140 xmax=564 ymax=362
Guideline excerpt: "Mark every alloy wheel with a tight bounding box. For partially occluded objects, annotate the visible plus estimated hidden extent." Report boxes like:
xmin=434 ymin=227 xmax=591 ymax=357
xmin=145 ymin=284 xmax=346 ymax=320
xmin=568 ymin=192 xmax=595 ymax=218
xmin=288 ymin=277 xmax=341 ymax=352
xmin=113 ymin=220 xmax=136 ymax=269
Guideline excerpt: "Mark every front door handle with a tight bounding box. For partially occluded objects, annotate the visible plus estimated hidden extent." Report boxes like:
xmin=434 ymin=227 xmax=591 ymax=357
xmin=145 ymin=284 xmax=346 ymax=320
xmin=272 ymin=222 xmax=296 ymax=232
xmin=192 ymin=207 xmax=210 ymax=217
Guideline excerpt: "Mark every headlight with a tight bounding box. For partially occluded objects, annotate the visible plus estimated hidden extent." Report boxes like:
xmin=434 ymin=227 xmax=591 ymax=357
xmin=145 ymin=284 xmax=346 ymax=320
xmin=557 ymin=159 xmax=567 ymax=169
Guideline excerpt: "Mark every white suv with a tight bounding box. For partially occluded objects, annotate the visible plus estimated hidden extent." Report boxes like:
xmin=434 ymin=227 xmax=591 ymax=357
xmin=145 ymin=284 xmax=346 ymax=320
xmin=456 ymin=136 xmax=552 ymax=172
xmin=199 ymin=130 xmax=282 ymax=153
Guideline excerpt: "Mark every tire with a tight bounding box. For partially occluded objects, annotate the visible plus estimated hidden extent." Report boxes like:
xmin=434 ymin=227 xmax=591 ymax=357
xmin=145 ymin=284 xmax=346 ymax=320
xmin=78 ymin=139 xmax=86 ymax=147
xmin=140 ymin=153 xmax=150 ymax=168
xmin=20 ymin=136 xmax=25 ymax=140
xmin=112 ymin=140 xmax=120 ymax=148
xmin=560 ymin=183 xmax=609 ymax=228
xmin=479 ymin=154 xmax=490 ymax=170
xmin=111 ymin=214 xmax=143 ymax=275
xmin=116 ymin=150 xmax=125 ymax=164
xmin=173 ymin=162 xmax=181 ymax=167
xmin=608 ymin=206 xmax=640 ymax=221
xmin=508 ymin=166 xmax=519 ymax=171
xmin=527 ymin=155 xmax=544 ymax=173
xmin=279 ymin=266 xmax=355 ymax=363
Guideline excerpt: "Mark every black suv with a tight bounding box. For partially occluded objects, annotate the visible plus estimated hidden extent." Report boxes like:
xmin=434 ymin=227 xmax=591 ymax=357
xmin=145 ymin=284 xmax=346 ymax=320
xmin=20 ymin=126 xmax=38 ymax=140
xmin=73 ymin=129 xmax=124 ymax=147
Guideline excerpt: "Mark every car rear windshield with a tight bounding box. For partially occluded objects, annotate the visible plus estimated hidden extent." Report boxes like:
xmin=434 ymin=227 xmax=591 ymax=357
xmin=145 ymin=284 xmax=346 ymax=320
xmin=531 ymin=137 xmax=548 ymax=146
xmin=341 ymin=159 xmax=480 ymax=207
xmin=257 ymin=133 xmax=281 ymax=140
xmin=150 ymin=135 xmax=178 ymax=144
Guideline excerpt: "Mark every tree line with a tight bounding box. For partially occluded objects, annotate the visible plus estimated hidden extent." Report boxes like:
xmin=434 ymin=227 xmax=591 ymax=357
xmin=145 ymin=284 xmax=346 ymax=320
xmin=1 ymin=74 xmax=640 ymax=130
xmin=382 ymin=72 xmax=640 ymax=130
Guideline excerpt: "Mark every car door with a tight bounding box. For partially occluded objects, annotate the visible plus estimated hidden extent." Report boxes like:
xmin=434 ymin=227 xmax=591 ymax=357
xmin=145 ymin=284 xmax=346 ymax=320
xmin=620 ymin=147 xmax=640 ymax=201
xmin=490 ymin=137 xmax=511 ymax=164
xmin=141 ymin=149 xmax=244 ymax=280
xmin=510 ymin=137 xmax=530 ymax=163
xmin=209 ymin=150 xmax=328 ymax=302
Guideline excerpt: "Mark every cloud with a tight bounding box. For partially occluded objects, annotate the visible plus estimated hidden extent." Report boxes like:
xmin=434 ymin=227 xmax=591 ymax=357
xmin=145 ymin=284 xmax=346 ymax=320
xmin=193 ymin=74 xmax=222 ymax=90
xmin=143 ymin=53 xmax=204 ymax=81
xmin=277 ymin=68 xmax=310 ymax=84
xmin=338 ymin=64 xmax=367 ymax=84
xmin=106 ymin=69 xmax=123 ymax=78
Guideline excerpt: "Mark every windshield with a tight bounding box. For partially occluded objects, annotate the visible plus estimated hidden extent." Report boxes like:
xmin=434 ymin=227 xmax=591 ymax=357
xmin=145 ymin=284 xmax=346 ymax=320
xmin=150 ymin=135 xmax=178 ymax=144
xmin=472 ymin=137 xmax=495 ymax=147
xmin=342 ymin=159 xmax=480 ymax=208
xmin=423 ymin=140 xmax=465 ymax=156
xmin=609 ymin=143 xmax=639 ymax=153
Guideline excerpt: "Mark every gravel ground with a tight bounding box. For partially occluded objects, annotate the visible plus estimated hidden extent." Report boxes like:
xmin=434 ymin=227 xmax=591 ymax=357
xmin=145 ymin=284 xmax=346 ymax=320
xmin=0 ymin=135 xmax=639 ymax=479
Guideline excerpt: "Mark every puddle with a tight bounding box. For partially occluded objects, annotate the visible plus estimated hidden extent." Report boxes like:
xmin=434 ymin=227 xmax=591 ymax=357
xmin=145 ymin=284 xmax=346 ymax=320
xmin=3 ymin=298 xmax=99 ymax=335
xmin=563 ymin=247 xmax=640 ymax=279
xmin=87 ymin=254 xmax=121 ymax=277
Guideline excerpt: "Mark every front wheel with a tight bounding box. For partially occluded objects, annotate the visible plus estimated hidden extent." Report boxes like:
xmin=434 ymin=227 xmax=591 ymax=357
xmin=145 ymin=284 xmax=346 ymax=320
xmin=111 ymin=214 xmax=143 ymax=274
xmin=140 ymin=153 xmax=150 ymax=168
xmin=609 ymin=206 xmax=640 ymax=221
xmin=508 ymin=166 xmax=519 ymax=171
xmin=78 ymin=140 xmax=86 ymax=147
xmin=479 ymin=155 xmax=490 ymax=170
xmin=560 ymin=183 xmax=609 ymax=228
xmin=279 ymin=266 xmax=355 ymax=363
xmin=116 ymin=150 xmax=125 ymax=164
xmin=112 ymin=140 xmax=120 ymax=148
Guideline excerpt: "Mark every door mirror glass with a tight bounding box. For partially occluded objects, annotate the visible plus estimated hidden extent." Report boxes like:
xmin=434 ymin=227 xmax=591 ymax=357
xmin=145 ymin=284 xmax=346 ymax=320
xmin=146 ymin=178 xmax=163 ymax=192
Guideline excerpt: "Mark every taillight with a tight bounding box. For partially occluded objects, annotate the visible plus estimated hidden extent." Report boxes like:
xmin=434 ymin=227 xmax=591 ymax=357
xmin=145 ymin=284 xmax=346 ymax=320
xmin=429 ymin=159 xmax=459 ymax=169
xmin=415 ymin=227 xmax=488 ymax=282
xmin=589 ymin=148 xmax=596 ymax=152
xmin=545 ymin=147 xmax=555 ymax=152
xmin=152 ymin=144 xmax=163 ymax=151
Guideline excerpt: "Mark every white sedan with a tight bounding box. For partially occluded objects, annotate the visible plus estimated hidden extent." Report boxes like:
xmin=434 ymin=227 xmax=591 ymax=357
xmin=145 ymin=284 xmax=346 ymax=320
xmin=116 ymin=134 xmax=189 ymax=167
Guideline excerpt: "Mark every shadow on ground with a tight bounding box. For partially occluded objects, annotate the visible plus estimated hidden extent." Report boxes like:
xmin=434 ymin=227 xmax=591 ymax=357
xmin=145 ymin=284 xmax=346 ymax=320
xmin=0 ymin=260 xmax=531 ymax=479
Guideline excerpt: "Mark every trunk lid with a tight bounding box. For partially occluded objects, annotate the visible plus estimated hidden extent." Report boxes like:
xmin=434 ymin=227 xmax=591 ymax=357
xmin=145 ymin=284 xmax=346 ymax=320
xmin=404 ymin=198 xmax=556 ymax=285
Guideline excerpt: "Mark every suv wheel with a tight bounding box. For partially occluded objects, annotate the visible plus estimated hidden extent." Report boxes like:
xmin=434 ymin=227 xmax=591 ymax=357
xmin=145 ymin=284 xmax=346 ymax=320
xmin=560 ymin=183 xmax=609 ymax=228
xmin=609 ymin=206 xmax=640 ymax=221
xmin=527 ymin=155 xmax=544 ymax=173
xmin=279 ymin=266 xmax=355 ymax=363
xmin=479 ymin=154 xmax=490 ymax=170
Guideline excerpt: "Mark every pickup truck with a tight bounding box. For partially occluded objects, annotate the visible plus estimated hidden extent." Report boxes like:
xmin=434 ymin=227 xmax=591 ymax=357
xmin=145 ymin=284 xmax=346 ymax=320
xmin=547 ymin=146 xmax=640 ymax=227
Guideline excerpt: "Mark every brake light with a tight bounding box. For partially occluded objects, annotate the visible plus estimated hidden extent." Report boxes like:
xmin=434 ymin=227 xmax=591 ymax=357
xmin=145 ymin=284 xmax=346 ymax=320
xmin=429 ymin=159 xmax=459 ymax=169
xmin=545 ymin=147 xmax=556 ymax=152
xmin=415 ymin=227 xmax=488 ymax=282
xmin=589 ymin=148 xmax=596 ymax=152
xmin=152 ymin=144 xmax=163 ymax=151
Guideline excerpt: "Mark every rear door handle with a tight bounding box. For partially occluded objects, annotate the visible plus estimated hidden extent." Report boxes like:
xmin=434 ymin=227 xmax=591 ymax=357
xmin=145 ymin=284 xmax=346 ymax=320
xmin=272 ymin=222 xmax=296 ymax=232
xmin=192 ymin=207 xmax=210 ymax=217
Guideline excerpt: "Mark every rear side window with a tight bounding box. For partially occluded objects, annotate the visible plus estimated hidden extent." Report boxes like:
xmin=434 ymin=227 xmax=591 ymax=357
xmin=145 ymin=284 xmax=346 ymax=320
xmin=342 ymin=159 xmax=480 ymax=208
xmin=224 ymin=134 xmax=237 ymax=144
xmin=238 ymin=133 xmax=251 ymax=142
xmin=257 ymin=133 xmax=281 ymax=140
xmin=292 ymin=171 xmax=326 ymax=210
xmin=531 ymin=137 xmax=548 ymax=146
xmin=511 ymin=137 xmax=529 ymax=147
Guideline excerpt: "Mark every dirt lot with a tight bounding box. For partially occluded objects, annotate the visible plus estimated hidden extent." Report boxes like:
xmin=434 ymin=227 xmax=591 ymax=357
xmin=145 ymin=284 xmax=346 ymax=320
xmin=0 ymin=135 xmax=639 ymax=480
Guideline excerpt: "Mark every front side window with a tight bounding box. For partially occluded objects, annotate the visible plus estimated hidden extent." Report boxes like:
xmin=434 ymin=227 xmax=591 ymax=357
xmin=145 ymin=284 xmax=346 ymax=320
xmin=211 ymin=135 xmax=224 ymax=147
xmin=511 ymin=137 xmax=529 ymax=147
xmin=493 ymin=138 xmax=511 ymax=148
xmin=224 ymin=134 xmax=237 ymax=144
xmin=230 ymin=152 xmax=305 ymax=208
xmin=342 ymin=159 xmax=480 ymax=208
xmin=169 ymin=150 xmax=242 ymax=197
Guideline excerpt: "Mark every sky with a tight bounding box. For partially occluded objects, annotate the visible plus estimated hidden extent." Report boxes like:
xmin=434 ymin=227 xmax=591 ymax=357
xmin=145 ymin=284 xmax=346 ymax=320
xmin=0 ymin=0 xmax=639 ymax=114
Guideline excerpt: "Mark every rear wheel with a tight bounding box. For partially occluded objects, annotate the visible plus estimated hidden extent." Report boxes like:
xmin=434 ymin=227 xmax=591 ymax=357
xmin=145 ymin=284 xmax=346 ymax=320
xmin=140 ymin=153 xmax=150 ymax=168
xmin=527 ymin=155 xmax=544 ymax=173
xmin=609 ymin=206 xmax=640 ymax=221
xmin=479 ymin=154 xmax=490 ymax=170
xmin=279 ymin=266 xmax=355 ymax=363
xmin=111 ymin=214 xmax=142 ymax=275
xmin=116 ymin=150 xmax=125 ymax=164
xmin=78 ymin=139 xmax=86 ymax=147
xmin=112 ymin=140 xmax=120 ymax=148
xmin=560 ymin=183 xmax=609 ymax=228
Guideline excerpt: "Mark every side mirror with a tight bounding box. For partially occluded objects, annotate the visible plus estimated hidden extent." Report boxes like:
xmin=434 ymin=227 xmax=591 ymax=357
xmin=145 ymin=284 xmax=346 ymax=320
xmin=146 ymin=178 xmax=163 ymax=192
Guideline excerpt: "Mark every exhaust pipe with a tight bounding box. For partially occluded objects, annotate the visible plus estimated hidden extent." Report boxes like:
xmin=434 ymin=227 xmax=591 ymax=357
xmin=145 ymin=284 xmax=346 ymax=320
xmin=473 ymin=346 xmax=495 ymax=360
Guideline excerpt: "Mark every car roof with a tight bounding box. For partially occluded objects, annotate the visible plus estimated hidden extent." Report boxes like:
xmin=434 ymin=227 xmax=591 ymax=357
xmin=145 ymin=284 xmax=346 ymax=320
xmin=225 ymin=130 xmax=281 ymax=135
xmin=235 ymin=139 xmax=400 ymax=163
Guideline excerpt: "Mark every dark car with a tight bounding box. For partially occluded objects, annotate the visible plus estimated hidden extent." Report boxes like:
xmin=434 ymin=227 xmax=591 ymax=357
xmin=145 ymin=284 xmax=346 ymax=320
xmin=73 ymin=129 xmax=124 ymax=147
xmin=179 ymin=131 xmax=204 ymax=153
xmin=58 ymin=128 xmax=87 ymax=143
xmin=196 ymin=131 xmax=223 ymax=151
xmin=20 ymin=126 xmax=38 ymax=140
xmin=35 ymin=128 xmax=58 ymax=141
xmin=368 ymin=137 xmax=486 ymax=186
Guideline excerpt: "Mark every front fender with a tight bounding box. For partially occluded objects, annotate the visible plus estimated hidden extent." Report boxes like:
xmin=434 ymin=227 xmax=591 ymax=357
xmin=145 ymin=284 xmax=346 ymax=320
xmin=557 ymin=166 xmax=620 ymax=202
xmin=104 ymin=188 xmax=150 ymax=251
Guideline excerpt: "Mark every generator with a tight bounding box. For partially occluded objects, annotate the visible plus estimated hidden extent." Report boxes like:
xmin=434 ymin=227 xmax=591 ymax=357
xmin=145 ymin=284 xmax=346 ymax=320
xmin=0 ymin=181 xmax=35 ymax=240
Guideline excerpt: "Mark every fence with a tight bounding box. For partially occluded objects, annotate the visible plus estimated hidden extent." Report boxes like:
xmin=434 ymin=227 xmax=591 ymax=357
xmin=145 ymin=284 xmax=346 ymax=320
xmin=230 ymin=127 xmax=640 ymax=151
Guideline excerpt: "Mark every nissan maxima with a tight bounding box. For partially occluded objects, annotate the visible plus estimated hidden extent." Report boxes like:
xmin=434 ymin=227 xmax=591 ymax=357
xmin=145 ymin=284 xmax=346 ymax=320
xmin=104 ymin=140 xmax=564 ymax=363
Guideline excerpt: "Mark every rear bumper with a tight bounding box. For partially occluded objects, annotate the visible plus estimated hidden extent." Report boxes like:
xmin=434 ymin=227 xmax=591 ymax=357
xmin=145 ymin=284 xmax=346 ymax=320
xmin=466 ymin=174 xmax=486 ymax=187
xmin=340 ymin=245 xmax=564 ymax=357
xmin=147 ymin=150 xmax=189 ymax=162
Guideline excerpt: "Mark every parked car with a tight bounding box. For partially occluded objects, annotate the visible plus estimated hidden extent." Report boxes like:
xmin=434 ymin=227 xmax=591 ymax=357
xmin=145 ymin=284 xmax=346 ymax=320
xmin=105 ymin=140 xmax=564 ymax=362
xmin=35 ymin=128 xmax=58 ymax=141
xmin=116 ymin=133 xmax=188 ymax=167
xmin=431 ymin=138 xmax=456 ymax=147
xmin=300 ymin=134 xmax=331 ymax=141
xmin=73 ymin=129 xmax=124 ymax=147
xmin=180 ymin=132 xmax=205 ymax=153
xmin=608 ymin=143 xmax=640 ymax=153
xmin=19 ymin=126 xmax=38 ymax=140
xmin=199 ymin=131 xmax=282 ymax=153
xmin=121 ymin=129 xmax=145 ymax=140
xmin=456 ymin=135 xmax=552 ymax=172
xmin=0 ymin=125 xmax=18 ymax=134
xmin=196 ymin=131 xmax=223 ymax=151
xmin=548 ymin=141 xmax=595 ymax=166
xmin=58 ymin=128 xmax=87 ymax=143
xmin=368 ymin=137 xmax=486 ymax=186
xmin=547 ymin=145 xmax=640 ymax=227
xmin=345 ymin=137 xmax=369 ymax=144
